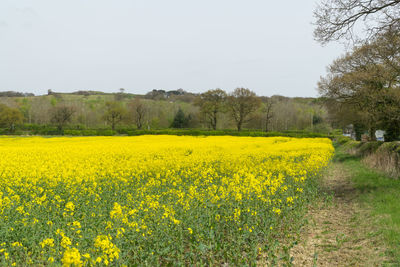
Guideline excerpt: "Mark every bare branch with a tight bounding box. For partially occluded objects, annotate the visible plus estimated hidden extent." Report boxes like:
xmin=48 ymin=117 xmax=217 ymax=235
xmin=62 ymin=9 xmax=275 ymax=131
xmin=314 ymin=0 xmax=400 ymax=44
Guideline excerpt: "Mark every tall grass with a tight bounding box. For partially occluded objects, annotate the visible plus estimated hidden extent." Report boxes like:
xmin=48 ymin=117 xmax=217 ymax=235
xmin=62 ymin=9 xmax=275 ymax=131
xmin=335 ymin=146 xmax=400 ymax=264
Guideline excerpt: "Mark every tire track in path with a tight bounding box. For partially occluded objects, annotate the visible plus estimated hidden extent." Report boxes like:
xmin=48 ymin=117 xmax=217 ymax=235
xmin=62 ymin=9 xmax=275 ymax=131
xmin=291 ymin=162 xmax=388 ymax=266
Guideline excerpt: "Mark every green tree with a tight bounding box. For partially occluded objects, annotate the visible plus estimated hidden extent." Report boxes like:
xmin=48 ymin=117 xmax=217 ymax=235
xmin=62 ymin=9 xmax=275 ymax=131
xmin=171 ymin=108 xmax=189 ymax=128
xmin=227 ymin=88 xmax=261 ymax=131
xmin=319 ymin=29 xmax=400 ymax=140
xmin=195 ymin=89 xmax=227 ymax=130
xmin=103 ymin=101 xmax=127 ymax=130
xmin=0 ymin=104 xmax=23 ymax=132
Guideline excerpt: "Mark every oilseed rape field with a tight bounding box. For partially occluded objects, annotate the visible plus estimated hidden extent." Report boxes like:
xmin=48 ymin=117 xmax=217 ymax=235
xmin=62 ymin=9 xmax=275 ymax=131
xmin=0 ymin=136 xmax=333 ymax=265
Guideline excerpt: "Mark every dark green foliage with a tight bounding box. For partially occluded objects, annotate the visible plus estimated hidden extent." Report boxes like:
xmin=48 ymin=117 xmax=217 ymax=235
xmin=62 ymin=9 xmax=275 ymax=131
xmin=384 ymin=124 xmax=400 ymax=142
xmin=63 ymin=130 xmax=82 ymax=136
xmin=0 ymin=124 xmax=331 ymax=138
xmin=353 ymin=123 xmax=366 ymax=141
xmin=122 ymin=129 xmax=329 ymax=138
xmin=171 ymin=108 xmax=190 ymax=128
xmin=81 ymin=130 xmax=98 ymax=136
xmin=312 ymin=114 xmax=323 ymax=125
xmin=96 ymin=129 xmax=116 ymax=136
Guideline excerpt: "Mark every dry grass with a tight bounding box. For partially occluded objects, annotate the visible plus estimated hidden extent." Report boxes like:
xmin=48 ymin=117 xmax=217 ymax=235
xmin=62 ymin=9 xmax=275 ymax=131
xmin=362 ymin=151 xmax=400 ymax=179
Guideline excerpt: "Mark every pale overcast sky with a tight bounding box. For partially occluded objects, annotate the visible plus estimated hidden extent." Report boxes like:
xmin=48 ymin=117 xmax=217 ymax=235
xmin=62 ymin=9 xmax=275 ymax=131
xmin=0 ymin=0 xmax=343 ymax=97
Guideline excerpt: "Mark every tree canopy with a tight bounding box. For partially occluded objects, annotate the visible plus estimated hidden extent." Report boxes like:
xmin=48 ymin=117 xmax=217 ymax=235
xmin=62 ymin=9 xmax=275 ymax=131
xmin=0 ymin=104 xmax=23 ymax=132
xmin=195 ymin=89 xmax=227 ymax=130
xmin=171 ymin=108 xmax=190 ymax=128
xmin=227 ymin=88 xmax=261 ymax=131
xmin=103 ymin=101 xmax=127 ymax=130
xmin=314 ymin=0 xmax=400 ymax=44
xmin=319 ymin=29 xmax=400 ymax=140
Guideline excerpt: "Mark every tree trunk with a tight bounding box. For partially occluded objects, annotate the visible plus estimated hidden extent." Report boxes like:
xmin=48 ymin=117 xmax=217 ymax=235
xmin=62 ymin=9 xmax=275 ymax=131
xmin=212 ymin=119 xmax=217 ymax=130
xmin=237 ymin=121 xmax=242 ymax=131
xmin=212 ymin=110 xmax=217 ymax=130
xmin=369 ymin=127 xmax=377 ymax=141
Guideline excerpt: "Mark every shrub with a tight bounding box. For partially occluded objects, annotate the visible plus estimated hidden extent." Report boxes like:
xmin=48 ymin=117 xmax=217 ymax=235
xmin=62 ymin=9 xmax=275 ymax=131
xmin=96 ymin=129 xmax=116 ymax=136
xmin=363 ymin=142 xmax=400 ymax=178
xmin=336 ymin=136 xmax=352 ymax=145
xmin=82 ymin=130 xmax=98 ymax=136
xmin=64 ymin=130 xmax=82 ymax=136
xmin=357 ymin=141 xmax=384 ymax=156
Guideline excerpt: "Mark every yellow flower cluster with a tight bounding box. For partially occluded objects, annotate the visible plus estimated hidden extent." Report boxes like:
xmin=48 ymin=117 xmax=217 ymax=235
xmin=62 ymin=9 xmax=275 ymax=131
xmin=0 ymin=135 xmax=333 ymax=265
xmin=62 ymin=247 xmax=82 ymax=267
xmin=40 ymin=238 xmax=54 ymax=248
xmin=94 ymin=235 xmax=120 ymax=265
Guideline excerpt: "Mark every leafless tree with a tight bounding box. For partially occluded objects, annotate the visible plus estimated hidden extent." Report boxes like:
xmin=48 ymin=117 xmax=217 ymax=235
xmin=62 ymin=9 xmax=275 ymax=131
xmin=128 ymin=98 xmax=147 ymax=129
xmin=314 ymin=0 xmax=400 ymax=44
xmin=50 ymin=105 xmax=75 ymax=131
xmin=263 ymin=98 xmax=274 ymax=132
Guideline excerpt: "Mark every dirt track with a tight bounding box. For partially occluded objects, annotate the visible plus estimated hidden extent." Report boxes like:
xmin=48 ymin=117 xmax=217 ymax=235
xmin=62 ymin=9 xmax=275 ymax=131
xmin=290 ymin=162 xmax=387 ymax=266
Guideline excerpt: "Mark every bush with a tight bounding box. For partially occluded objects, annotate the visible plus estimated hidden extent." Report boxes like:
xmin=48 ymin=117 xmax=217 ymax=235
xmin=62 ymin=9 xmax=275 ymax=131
xmin=362 ymin=141 xmax=400 ymax=178
xmin=384 ymin=126 xmax=400 ymax=142
xmin=336 ymin=136 xmax=352 ymax=145
xmin=124 ymin=129 xmax=330 ymax=138
xmin=358 ymin=141 xmax=383 ymax=156
xmin=31 ymin=127 xmax=62 ymax=135
xmin=96 ymin=129 xmax=116 ymax=136
xmin=64 ymin=130 xmax=82 ymax=136
xmin=331 ymin=129 xmax=343 ymax=136
xmin=82 ymin=130 xmax=98 ymax=136
xmin=0 ymin=126 xmax=332 ymax=138
xmin=19 ymin=124 xmax=45 ymax=131
xmin=343 ymin=140 xmax=360 ymax=150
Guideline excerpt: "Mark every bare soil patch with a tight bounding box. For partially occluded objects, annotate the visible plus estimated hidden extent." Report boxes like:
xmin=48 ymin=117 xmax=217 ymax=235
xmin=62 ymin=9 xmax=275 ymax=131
xmin=291 ymin=162 xmax=388 ymax=266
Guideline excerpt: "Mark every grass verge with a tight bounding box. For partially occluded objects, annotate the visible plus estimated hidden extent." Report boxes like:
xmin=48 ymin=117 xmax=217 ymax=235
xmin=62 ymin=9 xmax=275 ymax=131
xmin=335 ymin=146 xmax=400 ymax=265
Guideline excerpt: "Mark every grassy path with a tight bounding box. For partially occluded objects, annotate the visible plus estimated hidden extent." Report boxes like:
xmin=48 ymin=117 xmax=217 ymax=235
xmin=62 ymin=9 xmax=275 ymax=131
xmin=290 ymin=148 xmax=398 ymax=266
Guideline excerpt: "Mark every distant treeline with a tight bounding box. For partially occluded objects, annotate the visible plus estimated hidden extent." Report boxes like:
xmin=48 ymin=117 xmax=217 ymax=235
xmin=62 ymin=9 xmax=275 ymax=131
xmin=0 ymin=87 xmax=333 ymax=136
xmin=0 ymin=91 xmax=35 ymax=97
